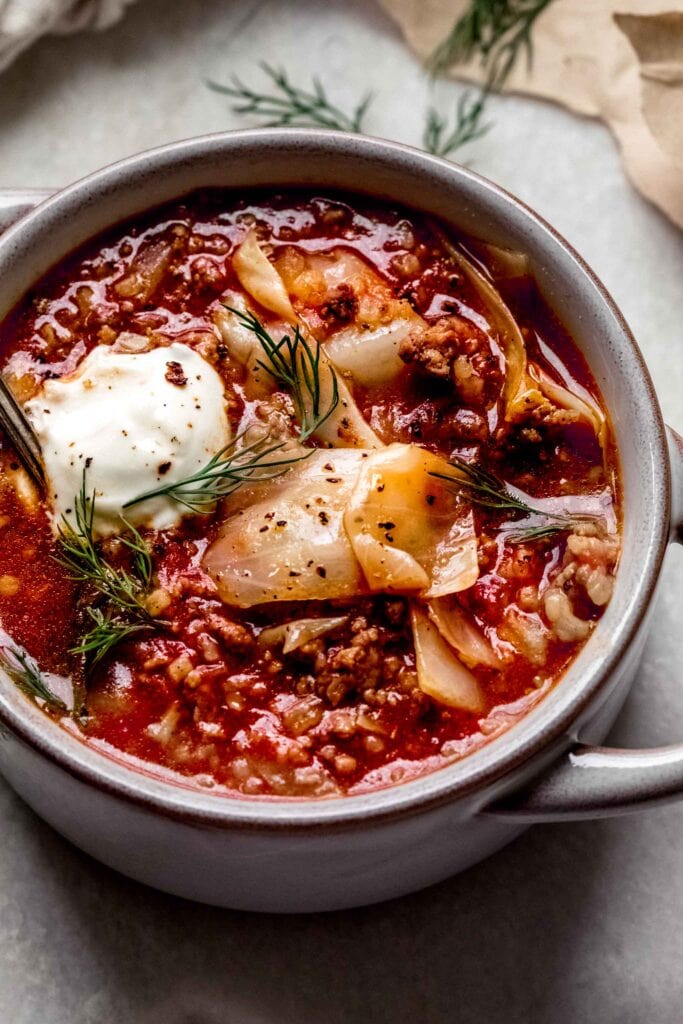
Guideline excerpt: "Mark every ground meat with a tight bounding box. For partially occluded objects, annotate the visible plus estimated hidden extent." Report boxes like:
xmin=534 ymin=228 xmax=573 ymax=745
xmin=506 ymin=394 xmax=583 ymax=440
xmin=528 ymin=402 xmax=582 ymax=429
xmin=498 ymin=606 xmax=550 ymax=666
xmin=245 ymin=390 xmax=297 ymax=441
xmin=543 ymin=525 xmax=619 ymax=642
xmin=282 ymin=600 xmax=417 ymax=709
xmin=399 ymin=315 xmax=497 ymax=406
xmin=436 ymin=406 xmax=489 ymax=443
xmin=399 ymin=316 xmax=471 ymax=378
xmin=308 ymin=618 xmax=383 ymax=706
xmin=318 ymin=284 xmax=358 ymax=328
xmin=205 ymin=613 xmax=255 ymax=653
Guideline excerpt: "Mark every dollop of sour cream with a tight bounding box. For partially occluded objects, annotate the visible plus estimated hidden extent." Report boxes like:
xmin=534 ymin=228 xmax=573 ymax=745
xmin=25 ymin=342 xmax=230 ymax=536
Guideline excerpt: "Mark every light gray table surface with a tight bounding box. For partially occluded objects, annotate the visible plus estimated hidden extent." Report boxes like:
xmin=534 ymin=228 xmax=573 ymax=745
xmin=1 ymin=1 xmax=682 ymax=1021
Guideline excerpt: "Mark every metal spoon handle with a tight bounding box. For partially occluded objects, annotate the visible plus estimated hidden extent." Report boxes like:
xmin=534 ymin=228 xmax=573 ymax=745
xmin=0 ymin=376 xmax=45 ymax=489
xmin=0 ymin=190 xmax=52 ymax=492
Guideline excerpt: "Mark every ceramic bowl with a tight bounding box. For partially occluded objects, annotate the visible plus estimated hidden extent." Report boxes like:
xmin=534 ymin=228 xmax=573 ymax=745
xmin=0 ymin=130 xmax=680 ymax=912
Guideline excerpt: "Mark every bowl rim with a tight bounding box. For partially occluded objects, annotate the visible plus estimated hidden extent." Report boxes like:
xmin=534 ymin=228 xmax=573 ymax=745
xmin=0 ymin=127 xmax=670 ymax=830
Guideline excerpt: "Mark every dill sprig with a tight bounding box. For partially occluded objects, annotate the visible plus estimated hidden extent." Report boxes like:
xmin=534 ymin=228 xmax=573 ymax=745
xmin=125 ymin=433 xmax=307 ymax=516
xmin=0 ymin=643 xmax=67 ymax=712
xmin=228 ymin=307 xmax=340 ymax=442
xmin=429 ymin=0 xmax=554 ymax=84
xmin=207 ymin=63 xmax=372 ymax=132
xmin=423 ymin=91 xmax=490 ymax=157
xmin=426 ymin=0 xmax=554 ymax=157
xmin=125 ymin=311 xmax=338 ymax=515
xmin=72 ymin=608 xmax=151 ymax=669
xmin=56 ymin=473 xmax=156 ymax=665
xmin=431 ymin=456 xmax=596 ymax=543
xmin=56 ymin=478 xmax=153 ymax=619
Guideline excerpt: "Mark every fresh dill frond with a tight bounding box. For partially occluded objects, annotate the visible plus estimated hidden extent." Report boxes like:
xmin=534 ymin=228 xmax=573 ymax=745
xmin=227 ymin=307 xmax=340 ymax=442
xmin=125 ymin=434 xmax=307 ymax=515
xmin=429 ymin=0 xmax=554 ymax=85
xmin=71 ymin=608 xmax=150 ymax=668
xmin=0 ymin=643 xmax=67 ymax=712
xmin=423 ymin=91 xmax=490 ymax=157
xmin=431 ymin=457 xmax=537 ymax=514
xmin=125 ymin=311 xmax=339 ymax=515
xmin=431 ymin=456 xmax=596 ymax=543
xmin=207 ymin=62 xmax=372 ymax=132
xmin=56 ymin=480 xmax=153 ymax=621
xmin=56 ymin=473 xmax=155 ymax=666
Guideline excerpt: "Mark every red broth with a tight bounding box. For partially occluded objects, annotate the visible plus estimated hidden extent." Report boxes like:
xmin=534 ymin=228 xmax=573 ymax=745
xmin=0 ymin=190 xmax=619 ymax=797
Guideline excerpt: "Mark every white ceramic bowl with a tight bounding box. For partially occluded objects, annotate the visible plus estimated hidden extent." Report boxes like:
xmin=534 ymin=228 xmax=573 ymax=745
xmin=0 ymin=130 xmax=680 ymax=912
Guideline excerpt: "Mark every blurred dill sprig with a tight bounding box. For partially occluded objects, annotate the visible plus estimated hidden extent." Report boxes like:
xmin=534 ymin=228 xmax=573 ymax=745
xmin=207 ymin=62 xmax=372 ymax=132
xmin=426 ymin=0 xmax=554 ymax=156
xmin=423 ymin=90 xmax=490 ymax=157
xmin=429 ymin=0 xmax=554 ymax=84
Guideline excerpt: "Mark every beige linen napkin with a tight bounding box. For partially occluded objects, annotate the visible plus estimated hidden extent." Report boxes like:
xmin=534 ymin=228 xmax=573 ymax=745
xmin=0 ymin=0 xmax=137 ymax=73
xmin=378 ymin=0 xmax=683 ymax=229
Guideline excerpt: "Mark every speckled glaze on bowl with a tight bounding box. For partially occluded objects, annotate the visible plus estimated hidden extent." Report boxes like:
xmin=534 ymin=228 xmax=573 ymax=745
xmin=0 ymin=130 xmax=680 ymax=913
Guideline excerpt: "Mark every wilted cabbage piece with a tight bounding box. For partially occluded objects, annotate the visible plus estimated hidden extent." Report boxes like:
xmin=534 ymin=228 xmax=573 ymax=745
xmin=326 ymin=319 xmax=416 ymax=387
xmin=474 ymin=242 xmax=530 ymax=282
xmin=216 ymin=268 xmax=381 ymax=449
xmin=232 ymin=230 xmax=298 ymax=324
xmin=204 ymin=442 xmax=479 ymax=610
xmin=434 ymin=232 xmax=529 ymax=421
xmin=213 ymin=293 xmax=278 ymax=399
xmin=258 ymin=616 xmax=349 ymax=654
xmin=428 ymin=596 xmax=501 ymax=669
xmin=274 ymin=247 xmax=423 ymax=385
xmin=410 ymin=604 xmax=485 ymax=712
xmin=433 ymin=225 xmax=606 ymax=447
xmin=203 ymin=450 xmax=368 ymax=607
xmin=344 ymin=444 xmax=479 ymax=598
xmin=528 ymin=363 xmax=607 ymax=450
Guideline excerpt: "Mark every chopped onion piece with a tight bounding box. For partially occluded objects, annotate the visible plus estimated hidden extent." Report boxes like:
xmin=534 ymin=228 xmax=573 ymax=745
xmin=112 ymin=331 xmax=150 ymax=354
xmin=114 ymin=239 xmax=173 ymax=302
xmin=232 ymin=230 xmax=297 ymax=324
xmin=259 ymin=616 xmax=348 ymax=654
xmin=410 ymin=604 xmax=485 ymax=712
xmin=146 ymin=703 xmax=181 ymax=745
xmin=428 ymin=597 xmax=501 ymax=669
xmin=344 ymin=444 xmax=479 ymax=596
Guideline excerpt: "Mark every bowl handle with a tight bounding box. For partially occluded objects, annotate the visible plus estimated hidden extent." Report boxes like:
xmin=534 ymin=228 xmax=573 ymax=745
xmin=0 ymin=189 xmax=53 ymax=233
xmin=484 ymin=425 xmax=683 ymax=822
